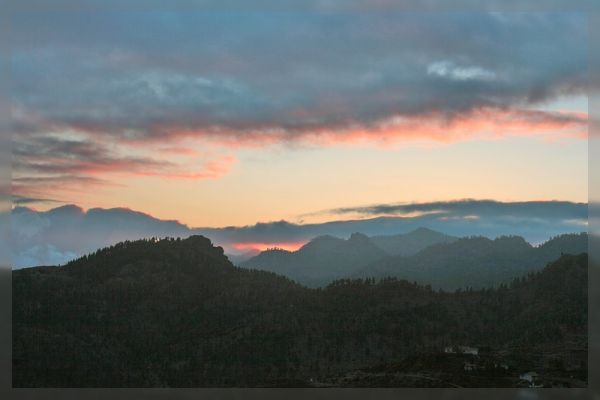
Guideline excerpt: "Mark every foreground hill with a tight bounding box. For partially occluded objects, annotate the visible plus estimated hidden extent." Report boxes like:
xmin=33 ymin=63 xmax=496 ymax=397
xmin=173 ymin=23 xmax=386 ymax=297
xmin=13 ymin=236 xmax=587 ymax=387
xmin=241 ymin=228 xmax=456 ymax=287
xmin=355 ymin=233 xmax=588 ymax=290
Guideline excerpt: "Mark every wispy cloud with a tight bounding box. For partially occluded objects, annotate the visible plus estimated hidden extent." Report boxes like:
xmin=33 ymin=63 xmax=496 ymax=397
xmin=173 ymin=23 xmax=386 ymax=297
xmin=322 ymin=199 xmax=588 ymax=220
xmin=12 ymin=134 xmax=237 ymax=198
xmin=12 ymin=175 xmax=120 ymax=199
xmin=12 ymin=195 xmax=62 ymax=206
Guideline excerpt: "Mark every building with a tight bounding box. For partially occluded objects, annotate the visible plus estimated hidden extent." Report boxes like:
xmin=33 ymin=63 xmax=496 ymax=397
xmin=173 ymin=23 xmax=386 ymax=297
xmin=464 ymin=362 xmax=477 ymax=371
xmin=519 ymin=371 xmax=539 ymax=384
xmin=444 ymin=345 xmax=479 ymax=356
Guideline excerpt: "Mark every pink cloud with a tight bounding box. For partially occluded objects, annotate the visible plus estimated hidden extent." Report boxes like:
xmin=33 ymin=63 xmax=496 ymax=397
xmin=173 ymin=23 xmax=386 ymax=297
xmin=295 ymin=107 xmax=587 ymax=147
xmin=121 ymin=107 xmax=587 ymax=149
xmin=157 ymin=146 xmax=202 ymax=156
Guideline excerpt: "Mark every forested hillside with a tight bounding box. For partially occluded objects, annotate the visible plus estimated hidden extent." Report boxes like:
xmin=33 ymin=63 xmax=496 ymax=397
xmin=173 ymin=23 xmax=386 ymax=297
xmin=13 ymin=236 xmax=587 ymax=387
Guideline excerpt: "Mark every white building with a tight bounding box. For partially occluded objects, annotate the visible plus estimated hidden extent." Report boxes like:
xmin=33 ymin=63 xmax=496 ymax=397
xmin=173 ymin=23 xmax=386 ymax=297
xmin=519 ymin=371 xmax=539 ymax=383
xmin=459 ymin=346 xmax=479 ymax=356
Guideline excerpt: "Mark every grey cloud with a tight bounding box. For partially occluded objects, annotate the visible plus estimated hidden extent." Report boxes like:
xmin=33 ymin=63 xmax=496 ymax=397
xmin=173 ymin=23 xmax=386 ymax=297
xmin=11 ymin=200 xmax=587 ymax=268
xmin=13 ymin=135 xmax=174 ymax=175
xmin=12 ymin=195 xmax=62 ymax=206
xmin=8 ymin=11 xmax=588 ymax=140
xmin=11 ymin=134 xmax=234 ymax=198
xmin=328 ymin=199 xmax=588 ymax=221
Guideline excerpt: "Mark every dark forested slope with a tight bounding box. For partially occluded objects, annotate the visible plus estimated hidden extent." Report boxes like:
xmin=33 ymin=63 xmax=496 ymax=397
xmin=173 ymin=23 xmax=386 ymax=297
xmin=13 ymin=236 xmax=587 ymax=387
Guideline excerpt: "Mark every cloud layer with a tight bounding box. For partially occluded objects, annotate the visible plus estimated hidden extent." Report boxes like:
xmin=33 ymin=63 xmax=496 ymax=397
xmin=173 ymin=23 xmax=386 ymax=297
xmin=10 ymin=200 xmax=587 ymax=268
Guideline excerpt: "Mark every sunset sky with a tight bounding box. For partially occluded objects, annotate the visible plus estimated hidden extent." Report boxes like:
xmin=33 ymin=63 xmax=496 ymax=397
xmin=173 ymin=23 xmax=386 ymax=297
xmin=11 ymin=10 xmax=588 ymax=228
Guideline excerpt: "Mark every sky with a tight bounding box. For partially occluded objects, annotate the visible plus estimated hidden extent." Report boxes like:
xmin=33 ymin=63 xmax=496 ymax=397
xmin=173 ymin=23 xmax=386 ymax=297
xmin=9 ymin=9 xmax=589 ymax=250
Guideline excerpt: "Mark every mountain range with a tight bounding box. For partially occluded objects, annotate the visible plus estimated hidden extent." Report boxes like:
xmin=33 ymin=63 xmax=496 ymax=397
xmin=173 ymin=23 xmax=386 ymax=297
xmin=13 ymin=235 xmax=588 ymax=387
xmin=369 ymin=227 xmax=458 ymax=256
xmin=242 ymin=229 xmax=587 ymax=289
xmin=240 ymin=228 xmax=456 ymax=286
xmin=354 ymin=232 xmax=587 ymax=290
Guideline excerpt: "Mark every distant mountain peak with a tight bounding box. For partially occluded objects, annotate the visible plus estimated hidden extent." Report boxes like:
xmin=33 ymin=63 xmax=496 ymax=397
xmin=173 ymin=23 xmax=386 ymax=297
xmin=349 ymin=232 xmax=370 ymax=242
xmin=262 ymin=248 xmax=293 ymax=254
xmin=45 ymin=204 xmax=84 ymax=215
xmin=12 ymin=206 xmax=35 ymax=213
xmin=411 ymin=227 xmax=438 ymax=234
xmin=300 ymin=234 xmax=343 ymax=250
xmin=311 ymin=234 xmax=340 ymax=242
xmin=354 ymin=231 xmax=588 ymax=291
xmin=370 ymin=228 xmax=457 ymax=257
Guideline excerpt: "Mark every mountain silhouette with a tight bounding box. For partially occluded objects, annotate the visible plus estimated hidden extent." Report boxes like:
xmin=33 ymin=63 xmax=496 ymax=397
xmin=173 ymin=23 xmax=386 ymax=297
xmin=370 ymin=227 xmax=457 ymax=256
xmin=242 ymin=229 xmax=586 ymax=289
xmin=241 ymin=232 xmax=389 ymax=287
xmin=354 ymin=232 xmax=588 ymax=290
xmin=13 ymin=235 xmax=587 ymax=387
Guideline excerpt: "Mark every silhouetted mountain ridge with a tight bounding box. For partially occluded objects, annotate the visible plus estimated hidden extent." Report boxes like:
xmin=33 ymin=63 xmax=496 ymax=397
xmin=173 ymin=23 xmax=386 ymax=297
xmin=13 ymin=235 xmax=587 ymax=387
xmin=242 ymin=229 xmax=586 ymax=289
xmin=370 ymin=227 xmax=457 ymax=256
xmin=242 ymin=231 xmax=389 ymax=287
xmin=355 ymin=232 xmax=587 ymax=290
